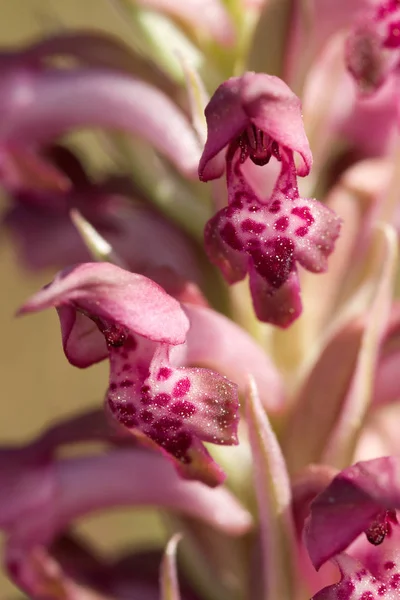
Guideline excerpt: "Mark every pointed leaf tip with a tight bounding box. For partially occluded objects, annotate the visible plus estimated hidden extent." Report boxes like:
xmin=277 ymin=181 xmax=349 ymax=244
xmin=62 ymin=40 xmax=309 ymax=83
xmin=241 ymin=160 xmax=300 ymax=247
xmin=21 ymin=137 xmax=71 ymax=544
xmin=246 ymin=376 xmax=297 ymax=599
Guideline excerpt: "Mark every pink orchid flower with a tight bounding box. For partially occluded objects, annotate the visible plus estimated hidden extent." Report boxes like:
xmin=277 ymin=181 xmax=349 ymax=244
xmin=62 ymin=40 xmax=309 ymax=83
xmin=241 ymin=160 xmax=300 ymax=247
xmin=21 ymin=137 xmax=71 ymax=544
xmin=198 ymin=72 xmax=341 ymax=327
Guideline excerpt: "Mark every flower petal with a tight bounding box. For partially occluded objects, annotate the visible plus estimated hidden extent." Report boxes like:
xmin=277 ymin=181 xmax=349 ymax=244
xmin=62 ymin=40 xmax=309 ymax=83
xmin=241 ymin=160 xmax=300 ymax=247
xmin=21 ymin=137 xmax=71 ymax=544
xmin=199 ymin=72 xmax=312 ymax=180
xmin=19 ymin=263 xmax=189 ymax=348
xmin=0 ymin=68 xmax=201 ymax=177
xmin=305 ymin=456 xmax=400 ymax=571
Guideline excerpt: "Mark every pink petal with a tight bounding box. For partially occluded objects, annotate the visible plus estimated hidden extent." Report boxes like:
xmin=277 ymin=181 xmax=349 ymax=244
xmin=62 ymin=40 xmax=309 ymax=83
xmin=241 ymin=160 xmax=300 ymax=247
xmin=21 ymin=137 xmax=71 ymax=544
xmin=204 ymin=155 xmax=341 ymax=326
xmin=19 ymin=262 xmax=189 ymax=348
xmin=106 ymin=341 xmax=239 ymax=486
xmin=199 ymin=72 xmax=312 ymax=181
xmin=183 ymin=303 xmax=285 ymax=412
xmin=305 ymin=456 xmax=400 ymax=571
xmin=1 ymin=68 xmax=201 ymax=177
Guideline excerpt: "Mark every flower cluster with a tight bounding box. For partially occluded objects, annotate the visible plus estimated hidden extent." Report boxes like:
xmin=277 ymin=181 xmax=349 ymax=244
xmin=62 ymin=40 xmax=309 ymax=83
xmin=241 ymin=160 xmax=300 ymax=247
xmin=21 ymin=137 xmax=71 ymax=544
xmin=0 ymin=1 xmax=399 ymax=599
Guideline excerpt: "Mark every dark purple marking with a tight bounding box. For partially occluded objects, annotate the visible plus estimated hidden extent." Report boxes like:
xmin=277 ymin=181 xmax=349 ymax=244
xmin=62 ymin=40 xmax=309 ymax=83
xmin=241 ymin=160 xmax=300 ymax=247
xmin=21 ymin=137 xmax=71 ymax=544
xmin=384 ymin=20 xmax=400 ymax=48
xmin=157 ymin=367 xmax=172 ymax=381
xmin=390 ymin=573 xmax=400 ymax=589
xmin=172 ymin=377 xmax=191 ymax=398
xmin=120 ymin=379 xmax=133 ymax=388
xmin=153 ymin=392 xmax=171 ymax=406
xmin=274 ymin=216 xmax=289 ymax=232
xmin=385 ymin=562 xmax=396 ymax=571
xmin=337 ymin=580 xmax=355 ymax=600
xmin=291 ymin=206 xmax=314 ymax=225
xmin=171 ymin=400 xmax=196 ymax=418
xmin=140 ymin=409 xmax=154 ymax=424
xmin=109 ymin=382 xmax=118 ymax=391
xmin=359 ymin=593 xmax=374 ymax=600
xmin=378 ymin=584 xmax=387 ymax=596
xmin=268 ymin=199 xmax=281 ymax=213
xmin=250 ymin=237 xmax=295 ymax=287
xmin=115 ymin=403 xmax=138 ymax=427
xmin=220 ymin=222 xmax=243 ymax=251
xmin=241 ymin=218 xmax=265 ymax=233
xmin=295 ymin=226 xmax=308 ymax=237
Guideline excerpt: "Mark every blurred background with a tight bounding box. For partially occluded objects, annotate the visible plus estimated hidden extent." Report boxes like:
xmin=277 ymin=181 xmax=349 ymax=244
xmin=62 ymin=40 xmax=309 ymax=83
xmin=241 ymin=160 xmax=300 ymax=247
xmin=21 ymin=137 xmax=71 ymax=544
xmin=0 ymin=1 xmax=166 ymax=595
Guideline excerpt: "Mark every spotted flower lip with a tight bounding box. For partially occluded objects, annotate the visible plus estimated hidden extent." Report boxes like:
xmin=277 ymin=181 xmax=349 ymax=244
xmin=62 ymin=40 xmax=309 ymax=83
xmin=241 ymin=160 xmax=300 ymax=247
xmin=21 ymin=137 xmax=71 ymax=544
xmin=198 ymin=72 xmax=313 ymax=181
xmin=19 ymin=262 xmax=239 ymax=487
xmin=205 ymin=153 xmax=341 ymax=327
xmin=304 ymin=456 xmax=400 ymax=571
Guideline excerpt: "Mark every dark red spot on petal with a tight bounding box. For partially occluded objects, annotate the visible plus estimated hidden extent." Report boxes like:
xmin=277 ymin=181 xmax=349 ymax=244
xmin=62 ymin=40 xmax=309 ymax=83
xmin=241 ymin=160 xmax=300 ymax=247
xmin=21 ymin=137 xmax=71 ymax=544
xmin=337 ymin=580 xmax=355 ymax=600
xmin=172 ymin=378 xmax=191 ymax=398
xmin=268 ymin=199 xmax=281 ymax=213
xmin=154 ymin=392 xmax=171 ymax=406
xmin=171 ymin=400 xmax=196 ymax=418
xmin=390 ymin=573 xmax=400 ymax=589
xmin=291 ymin=206 xmax=314 ymax=225
xmin=360 ymin=592 xmax=374 ymax=600
xmin=157 ymin=367 xmax=172 ymax=381
xmin=295 ymin=226 xmax=308 ymax=237
xmin=378 ymin=584 xmax=387 ymax=596
xmin=250 ymin=237 xmax=295 ymax=288
xmin=120 ymin=379 xmax=133 ymax=388
xmin=385 ymin=562 xmax=396 ymax=571
xmin=220 ymin=222 xmax=243 ymax=251
xmin=140 ymin=409 xmax=154 ymax=424
xmin=241 ymin=219 xmax=265 ymax=233
xmin=274 ymin=216 xmax=289 ymax=232
xmin=114 ymin=403 xmax=138 ymax=427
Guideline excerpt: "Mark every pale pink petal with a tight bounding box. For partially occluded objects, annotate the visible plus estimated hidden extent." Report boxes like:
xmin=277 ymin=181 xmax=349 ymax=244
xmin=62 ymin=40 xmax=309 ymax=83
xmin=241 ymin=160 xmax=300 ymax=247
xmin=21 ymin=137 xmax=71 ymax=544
xmin=0 ymin=69 xmax=201 ymax=177
xmin=19 ymin=262 xmax=189 ymax=346
xmin=199 ymin=72 xmax=312 ymax=180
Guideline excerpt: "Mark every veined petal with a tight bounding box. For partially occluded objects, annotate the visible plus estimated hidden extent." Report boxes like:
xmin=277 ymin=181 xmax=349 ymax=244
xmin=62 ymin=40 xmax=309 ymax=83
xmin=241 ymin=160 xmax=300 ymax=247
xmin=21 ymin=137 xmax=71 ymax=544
xmin=19 ymin=262 xmax=189 ymax=347
xmin=0 ymin=68 xmax=201 ymax=177
xmin=305 ymin=456 xmax=400 ymax=571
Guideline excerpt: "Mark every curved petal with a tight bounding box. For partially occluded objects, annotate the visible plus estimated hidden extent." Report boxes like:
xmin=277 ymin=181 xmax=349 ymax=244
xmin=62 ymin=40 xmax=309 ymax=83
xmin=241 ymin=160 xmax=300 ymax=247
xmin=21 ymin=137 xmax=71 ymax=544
xmin=0 ymin=68 xmax=201 ymax=177
xmin=19 ymin=263 xmax=189 ymax=346
xmin=305 ymin=456 xmax=400 ymax=571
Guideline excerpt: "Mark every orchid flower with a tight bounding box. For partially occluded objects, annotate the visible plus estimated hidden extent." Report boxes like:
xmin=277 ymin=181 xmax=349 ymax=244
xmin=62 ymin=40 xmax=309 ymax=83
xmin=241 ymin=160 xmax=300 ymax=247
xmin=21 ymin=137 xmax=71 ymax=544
xmin=1 ymin=1 xmax=400 ymax=600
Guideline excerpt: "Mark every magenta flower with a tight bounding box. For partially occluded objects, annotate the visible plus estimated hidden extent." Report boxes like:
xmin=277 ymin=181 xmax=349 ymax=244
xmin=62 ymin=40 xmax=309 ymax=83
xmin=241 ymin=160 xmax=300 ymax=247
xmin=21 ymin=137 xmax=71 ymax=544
xmin=198 ymin=73 xmax=341 ymax=326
